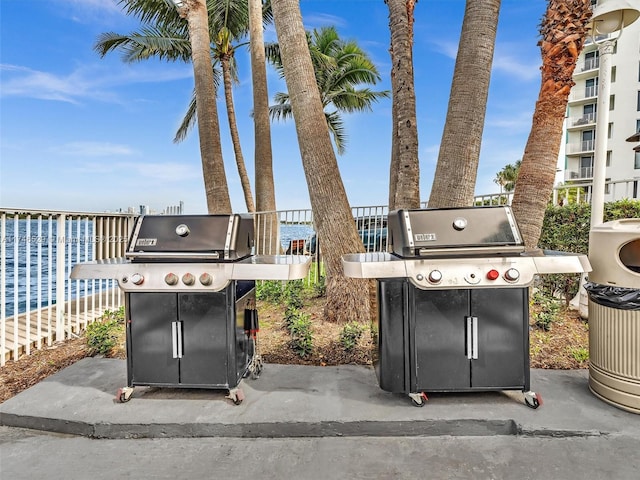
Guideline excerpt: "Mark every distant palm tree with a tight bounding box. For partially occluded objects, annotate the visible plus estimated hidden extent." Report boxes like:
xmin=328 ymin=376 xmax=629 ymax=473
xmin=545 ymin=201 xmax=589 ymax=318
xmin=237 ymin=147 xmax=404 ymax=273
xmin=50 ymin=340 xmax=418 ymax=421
xmin=265 ymin=26 xmax=389 ymax=155
xmin=494 ymin=160 xmax=521 ymax=193
xmin=95 ymin=0 xmax=264 ymax=212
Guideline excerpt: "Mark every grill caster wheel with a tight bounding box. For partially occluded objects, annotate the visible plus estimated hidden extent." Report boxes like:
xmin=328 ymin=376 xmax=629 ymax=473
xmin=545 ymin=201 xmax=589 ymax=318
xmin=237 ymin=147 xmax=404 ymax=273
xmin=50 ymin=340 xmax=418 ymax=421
xmin=226 ymin=388 xmax=245 ymax=405
xmin=409 ymin=392 xmax=428 ymax=407
xmin=524 ymin=391 xmax=542 ymax=409
xmin=116 ymin=387 xmax=134 ymax=403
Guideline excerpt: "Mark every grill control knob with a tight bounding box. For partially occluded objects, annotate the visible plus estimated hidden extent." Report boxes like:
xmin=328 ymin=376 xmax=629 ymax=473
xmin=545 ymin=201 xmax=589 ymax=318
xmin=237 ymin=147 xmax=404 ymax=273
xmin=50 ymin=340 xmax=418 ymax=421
xmin=504 ymin=268 xmax=520 ymax=282
xmin=428 ymin=270 xmax=442 ymax=284
xmin=164 ymin=273 xmax=179 ymax=286
xmin=199 ymin=273 xmax=213 ymax=286
xmin=486 ymin=269 xmax=500 ymax=281
xmin=182 ymin=273 xmax=196 ymax=286
xmin=130 ymin=273 xmax=144 ymax=286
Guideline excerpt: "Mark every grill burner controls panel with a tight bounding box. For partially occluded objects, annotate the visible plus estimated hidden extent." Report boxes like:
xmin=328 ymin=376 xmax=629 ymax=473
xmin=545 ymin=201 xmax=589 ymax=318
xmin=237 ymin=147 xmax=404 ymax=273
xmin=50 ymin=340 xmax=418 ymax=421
xmin=406 ymin=260 xmax=534 ymax=289
xmin=342 ymin=251 xmax=591 ymax=290
xmin=71 ymin=255 xmax=312 ymax=292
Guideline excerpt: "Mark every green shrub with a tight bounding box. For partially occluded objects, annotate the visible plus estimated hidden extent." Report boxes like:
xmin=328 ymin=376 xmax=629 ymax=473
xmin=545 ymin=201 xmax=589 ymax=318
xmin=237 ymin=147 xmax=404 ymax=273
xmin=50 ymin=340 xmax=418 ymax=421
xmin=538 ymin=200 xmax=640 ymax=303
xmin=288 ymin=312 xmax=313 ymax=357
xmin=86 ymin=308 xmax=124 ymax=356
xmin=531 ymin=292 xmax=561 ymax=331
xmin=570 ymin=347 xmax=589 ymax=363
xmin=339 ymin=322 xmax=365 ymax=351
xmin=256 ymin=280 xmax=285 ymax=303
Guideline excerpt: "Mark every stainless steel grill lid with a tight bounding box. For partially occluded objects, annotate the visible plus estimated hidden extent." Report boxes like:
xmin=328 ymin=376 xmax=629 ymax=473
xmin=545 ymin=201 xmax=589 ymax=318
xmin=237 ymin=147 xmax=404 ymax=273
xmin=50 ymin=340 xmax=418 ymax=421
xmin=126 ymin=214 xmax=254 ymax=262
xmin=388 ymin=206 xmax=524 ymax=258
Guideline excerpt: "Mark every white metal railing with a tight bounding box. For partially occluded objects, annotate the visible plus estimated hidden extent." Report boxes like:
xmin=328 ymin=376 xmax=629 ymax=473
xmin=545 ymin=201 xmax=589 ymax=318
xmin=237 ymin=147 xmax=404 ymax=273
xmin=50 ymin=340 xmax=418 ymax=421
xmin=5 ymin=189 xmax=640 ymax=364
xmin=579 ymin=57 xmax=599 ymax=72
xmin=569 ymin=85 xmax=598 ymax=102
xmin=566 ymin=139 xmax=596 ymax=154
xmin=0 ymin=208 xmax=137 ymax=365
xmin=564 ymin=166 xmax=594 ymax=181
xmin=569 ymin=112 xmax=597 ymax=127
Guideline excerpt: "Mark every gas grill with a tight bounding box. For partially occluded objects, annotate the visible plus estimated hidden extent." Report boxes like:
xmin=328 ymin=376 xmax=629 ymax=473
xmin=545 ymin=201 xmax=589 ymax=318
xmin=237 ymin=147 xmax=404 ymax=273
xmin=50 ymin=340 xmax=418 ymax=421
xmin=342 ymin=206 xmax=591 ymax=407
xmin=71 ymin=214 xmax=310 ymax=404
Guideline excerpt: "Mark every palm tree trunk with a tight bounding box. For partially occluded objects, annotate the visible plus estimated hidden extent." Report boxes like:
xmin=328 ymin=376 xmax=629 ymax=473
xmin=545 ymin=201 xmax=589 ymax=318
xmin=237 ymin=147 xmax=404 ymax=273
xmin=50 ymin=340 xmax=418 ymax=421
xmin=249 ymin=0 xmax=279 ymax=253
xmin=179 ymin=0 xmax=231 ymax=214
xmin=271 ymin=0 xmax=371 ymax=323
xmin=221 ymin=55 xmax=255 ymax=213
xmin=428 ymin=0 xmax=501 ymax=208
xmin=386 ymin=0 xmax=420 ymax=210
xmin=511 ymin=0 xmax=592 ymax=248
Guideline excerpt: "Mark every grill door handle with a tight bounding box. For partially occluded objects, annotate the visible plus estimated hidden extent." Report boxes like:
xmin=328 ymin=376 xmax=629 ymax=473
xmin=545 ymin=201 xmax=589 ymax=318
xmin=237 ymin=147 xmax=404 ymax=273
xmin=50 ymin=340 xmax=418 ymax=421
xmin=176 ymin=321 xmax=183 ymax=358
xmin=171 ymin=321 xmax=184 ymax=359
xmin=465 ymin=316 xmax=479 ymax=360
xmin=471 ymin=316 xmax=478 ymax=360
xmin=466 ymin=316 xmax=473 ymax=360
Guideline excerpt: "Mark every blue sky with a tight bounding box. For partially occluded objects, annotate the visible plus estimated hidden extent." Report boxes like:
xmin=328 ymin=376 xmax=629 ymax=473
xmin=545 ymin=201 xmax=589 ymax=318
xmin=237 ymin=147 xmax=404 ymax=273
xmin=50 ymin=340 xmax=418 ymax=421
xmin=0 ymin=0 xmax=546 ymax=214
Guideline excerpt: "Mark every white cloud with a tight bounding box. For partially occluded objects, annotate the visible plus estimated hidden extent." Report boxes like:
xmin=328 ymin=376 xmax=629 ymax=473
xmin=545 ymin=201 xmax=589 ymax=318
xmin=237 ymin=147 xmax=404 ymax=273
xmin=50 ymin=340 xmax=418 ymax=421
xmin=428 ymin=40 xmax=540 ymax=82
xmin=76 ymin=160 xmax=200 ymax=183
xmin=51 ymin=141 xmax=136 ymax=157
xmin=0 ymin=63 xmax=191 ymax=104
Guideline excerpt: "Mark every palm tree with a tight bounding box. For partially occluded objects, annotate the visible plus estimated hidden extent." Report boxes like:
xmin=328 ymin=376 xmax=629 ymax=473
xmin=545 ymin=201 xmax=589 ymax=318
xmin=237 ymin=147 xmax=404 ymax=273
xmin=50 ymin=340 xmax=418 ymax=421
xmin=428 ymin=0 xmax=501 ymax=208
xmin=265 ymin=26 xmax=389 ymax=155
xmin=270 ymin=0 xmax=371 ymax=323
xmin=494 ymin=160 xmax=521 ymax=193
xmin=386 ymin=0 xmax=420 ymax=210
xmin=95 ymin=0 xmax=258 ymax=212
xmin=249 ymin=0 xmax=279 ymax=253
xmin=511 ymin=0 xmax=592 ymax=248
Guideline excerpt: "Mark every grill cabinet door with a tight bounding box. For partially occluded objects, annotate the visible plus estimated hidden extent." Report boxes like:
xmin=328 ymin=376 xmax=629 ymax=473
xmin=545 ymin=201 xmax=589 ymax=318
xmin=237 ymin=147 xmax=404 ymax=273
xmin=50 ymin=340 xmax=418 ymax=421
xmin=413 ymin=289 xmax=471 ymax=390
xmin=178 ymin=292 xmax=229 ymax=386
xmin=127 ymin=293 xmax=180 ymax=385
xmin=470 ymin=288 xmax=527 ymax=389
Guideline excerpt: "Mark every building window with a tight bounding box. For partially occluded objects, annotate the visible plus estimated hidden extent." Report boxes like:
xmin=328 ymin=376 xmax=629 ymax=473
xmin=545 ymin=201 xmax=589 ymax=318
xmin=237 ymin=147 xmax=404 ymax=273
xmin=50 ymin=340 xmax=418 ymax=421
xmin=586 ymin=78 xmax=598 ymax=98
xmin=608 ymin=122 xmax=613 ymax=139
xmin=638 ymin=91 xmax=640 ymax=111
xmin=609 ymin=95 xmax=615 ymax=110
xmin=605 ymin=178 xmax=611 ymax=195
xmin=636 ymin=152 xmax=640 ymax=170
xmin=606 ymin=150 xmax=611 ymax=167
xmin=611 ymin=66 xmax=616 ymax=82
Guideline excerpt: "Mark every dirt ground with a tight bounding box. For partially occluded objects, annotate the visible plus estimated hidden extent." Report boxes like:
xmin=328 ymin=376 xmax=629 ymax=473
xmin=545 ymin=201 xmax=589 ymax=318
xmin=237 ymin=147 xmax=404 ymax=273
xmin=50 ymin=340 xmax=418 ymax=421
xmin=0 ymin=297 xmax=589 ymax=403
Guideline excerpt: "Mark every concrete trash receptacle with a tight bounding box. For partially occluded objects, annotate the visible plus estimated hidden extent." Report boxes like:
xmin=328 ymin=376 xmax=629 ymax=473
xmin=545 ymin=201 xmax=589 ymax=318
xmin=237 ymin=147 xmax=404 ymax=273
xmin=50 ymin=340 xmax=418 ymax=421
xmin=588 ymin=219 xmax=640 ymax=414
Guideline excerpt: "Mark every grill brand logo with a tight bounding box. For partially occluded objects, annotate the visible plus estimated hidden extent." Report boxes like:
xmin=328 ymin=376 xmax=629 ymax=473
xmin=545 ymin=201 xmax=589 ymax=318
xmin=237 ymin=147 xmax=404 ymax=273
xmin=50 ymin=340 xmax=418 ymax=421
xmin=136 ymin=238 xmax=157 ymax=247
xmin=414 ymin=233 xmax=437 ymax=242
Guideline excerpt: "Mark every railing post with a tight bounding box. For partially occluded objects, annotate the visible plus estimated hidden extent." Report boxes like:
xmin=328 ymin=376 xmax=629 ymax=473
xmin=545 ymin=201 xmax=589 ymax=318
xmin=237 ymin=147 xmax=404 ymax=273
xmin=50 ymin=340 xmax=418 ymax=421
xmin=56 ymin=214 xmax=66 ymax=341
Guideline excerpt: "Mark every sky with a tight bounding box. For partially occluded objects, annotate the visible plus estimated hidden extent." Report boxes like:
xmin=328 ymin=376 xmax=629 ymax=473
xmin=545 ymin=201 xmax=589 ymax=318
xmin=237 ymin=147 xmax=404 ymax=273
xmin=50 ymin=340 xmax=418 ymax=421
xmin=0 ymin=0 xmax=547 ymax=214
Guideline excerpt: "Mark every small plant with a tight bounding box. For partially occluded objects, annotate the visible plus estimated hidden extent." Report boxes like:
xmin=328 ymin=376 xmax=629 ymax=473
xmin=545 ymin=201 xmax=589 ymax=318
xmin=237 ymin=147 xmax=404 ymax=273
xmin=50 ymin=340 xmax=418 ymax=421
xmin=86 ymin=308 xmax=124 ymax=356
xmin=256 ymin=280 xmax=285 ymax=303
xmin=570 ymin=347 xmax=589 ymax=363
xmin=288 ymin=312 xmax=313 ymax=357
xmin=339 ymin=322 xmax=365 ymax=351
xmin=285 ymin=280 xmax=305 ymax=310
xmin=531 ymin=291 xmax=561 ymax=331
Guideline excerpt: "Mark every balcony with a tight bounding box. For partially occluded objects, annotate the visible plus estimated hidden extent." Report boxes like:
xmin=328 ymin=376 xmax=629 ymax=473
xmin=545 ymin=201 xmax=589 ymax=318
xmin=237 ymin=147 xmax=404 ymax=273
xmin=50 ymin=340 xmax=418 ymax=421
xmin=569 ymin=85 xmax=598 ymax=103
xmin=566 ymin=139 xmax=595 ymax=155
xmin=567 ymin=112 xmax=597 ymax=129
xmin=564 ymin=166 xmax=594 ymax=181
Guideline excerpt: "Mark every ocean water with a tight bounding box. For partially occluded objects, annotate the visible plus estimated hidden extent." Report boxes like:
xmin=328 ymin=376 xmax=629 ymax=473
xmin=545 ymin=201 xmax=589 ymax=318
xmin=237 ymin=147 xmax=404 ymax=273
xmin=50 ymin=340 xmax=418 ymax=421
xmin=1 ymin=219 xmax=111 ymax=317
xmin=2 ymin=220 xmax=315 ymax=317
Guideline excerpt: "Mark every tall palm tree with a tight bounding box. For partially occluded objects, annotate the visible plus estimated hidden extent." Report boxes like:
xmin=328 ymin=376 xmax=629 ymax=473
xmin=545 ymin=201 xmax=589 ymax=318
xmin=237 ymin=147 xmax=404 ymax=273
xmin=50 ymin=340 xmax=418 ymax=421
xmin=95 ymin=0 xmax=258 ymax=212
xmin=511 ymin=0 xmax=592 ymax=248
xmin=265 ymin=26 xmax=389 ymax=155
xmin=428 ymin=0 xmax=501 ymax=208
xmin=270 ymin=0 xmax=371 ymax=323
xmin=386 ymin=0 xmax=420 ymax=210
xmin=249 ymin=0 xmax=279 ymax=253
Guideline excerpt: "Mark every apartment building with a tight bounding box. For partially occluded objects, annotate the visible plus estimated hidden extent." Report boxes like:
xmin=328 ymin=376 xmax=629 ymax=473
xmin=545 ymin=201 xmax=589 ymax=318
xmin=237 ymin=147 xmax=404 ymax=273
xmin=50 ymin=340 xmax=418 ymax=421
xmin=558 ymin=1 xmax=640 ymax=201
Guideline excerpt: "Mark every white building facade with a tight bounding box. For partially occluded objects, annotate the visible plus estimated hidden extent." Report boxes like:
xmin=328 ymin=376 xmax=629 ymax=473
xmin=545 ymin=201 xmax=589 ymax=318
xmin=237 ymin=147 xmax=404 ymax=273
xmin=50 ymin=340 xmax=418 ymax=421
xmin=558 ymin=0 xmax=640 ymax=202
